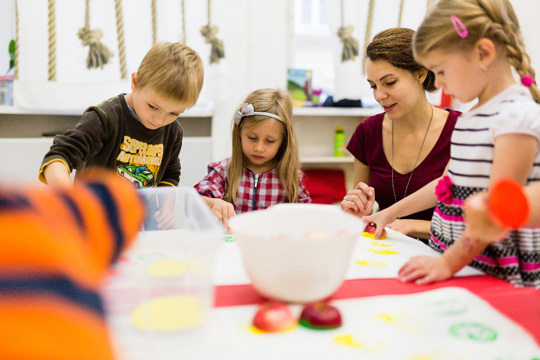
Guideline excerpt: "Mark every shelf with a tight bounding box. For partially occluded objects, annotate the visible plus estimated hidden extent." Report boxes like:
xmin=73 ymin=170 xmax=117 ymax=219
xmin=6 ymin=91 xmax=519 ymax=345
xmin=300 ymin=155 xmax=354 ymax=164
xmin=293 ymin=107 xmax=380 ymax=117
xmin=0 ymin=101 xmax=215 ymax=118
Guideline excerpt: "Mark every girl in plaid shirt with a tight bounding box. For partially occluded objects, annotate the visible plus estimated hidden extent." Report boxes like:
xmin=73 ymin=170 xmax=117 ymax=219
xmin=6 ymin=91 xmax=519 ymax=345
xmin=195 ymin=88 xmax=311 ymax=229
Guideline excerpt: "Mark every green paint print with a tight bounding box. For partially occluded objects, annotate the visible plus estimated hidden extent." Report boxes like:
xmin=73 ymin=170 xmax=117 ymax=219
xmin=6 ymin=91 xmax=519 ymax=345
xmin=449 ymin=322 xmax=498 ymax=342
xmin=423 ymin=299 xmax=468 ymax=316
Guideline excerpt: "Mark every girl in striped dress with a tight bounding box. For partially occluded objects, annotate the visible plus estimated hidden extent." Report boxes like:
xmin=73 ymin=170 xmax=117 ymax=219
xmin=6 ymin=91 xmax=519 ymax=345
xmin=363 ymin=0 xmax=540 ymax=288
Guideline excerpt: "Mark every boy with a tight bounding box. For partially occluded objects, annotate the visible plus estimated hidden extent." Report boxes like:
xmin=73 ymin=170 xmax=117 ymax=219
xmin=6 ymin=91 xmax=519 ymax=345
xmin=39 ymin=42 xmax=204 ymax=189
xmin=0 ymin=170 xmax=145 ymax=359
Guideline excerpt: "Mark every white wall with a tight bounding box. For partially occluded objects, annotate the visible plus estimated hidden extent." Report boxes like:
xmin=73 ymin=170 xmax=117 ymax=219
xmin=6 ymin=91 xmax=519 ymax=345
xmin=1 ymin=0 xmax=539 ymax=162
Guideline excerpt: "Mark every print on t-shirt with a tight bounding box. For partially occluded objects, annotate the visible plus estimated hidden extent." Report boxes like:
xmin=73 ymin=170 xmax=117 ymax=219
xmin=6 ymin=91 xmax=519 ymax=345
xmin=116 ymin=135 xmax=163 ymax=188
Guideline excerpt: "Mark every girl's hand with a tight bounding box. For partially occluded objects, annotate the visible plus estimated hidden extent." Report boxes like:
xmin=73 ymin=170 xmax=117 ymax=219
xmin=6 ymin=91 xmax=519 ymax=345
xmin=210 ymin=199 xmax=237 ymax=231
xmin=340 ymin=182 xmax=375 ymax=217
xmin=463 ymin=191 xmax=509 ymax=242
xmin=397 ymin=256 xmax=453 ymax=285
xmin=362 ymin=208 xmax=395 ymax=240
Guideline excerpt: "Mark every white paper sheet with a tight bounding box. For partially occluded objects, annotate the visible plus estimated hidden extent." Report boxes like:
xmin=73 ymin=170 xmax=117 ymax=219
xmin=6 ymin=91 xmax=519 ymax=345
xmin=111 ymin=287 xmax=540 ymax=360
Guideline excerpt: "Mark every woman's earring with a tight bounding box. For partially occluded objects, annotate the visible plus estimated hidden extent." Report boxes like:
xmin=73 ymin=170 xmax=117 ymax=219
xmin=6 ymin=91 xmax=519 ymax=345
xmin=480 ymin=65 xmax=488 ymax=71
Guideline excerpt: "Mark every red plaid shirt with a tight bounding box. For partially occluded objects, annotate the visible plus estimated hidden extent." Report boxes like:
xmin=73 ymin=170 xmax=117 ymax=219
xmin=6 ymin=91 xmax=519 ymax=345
xmin=194 ymin=158 xmax=311 ymax=214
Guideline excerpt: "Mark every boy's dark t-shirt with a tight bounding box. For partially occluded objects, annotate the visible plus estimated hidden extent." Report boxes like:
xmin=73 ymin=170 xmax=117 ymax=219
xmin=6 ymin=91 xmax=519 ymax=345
xmin=40 ymin=94 xmax=183 ymax=187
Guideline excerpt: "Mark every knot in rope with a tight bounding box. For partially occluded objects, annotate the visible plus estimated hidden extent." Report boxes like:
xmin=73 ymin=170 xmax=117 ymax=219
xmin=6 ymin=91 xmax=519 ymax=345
xmin=337 ymin=25 xmax=359 ymax=62
xmin=78 ymin=26 xmax=114 ymax=69
xmin=78 ymin=26 xmax=104 ymax=46
xmin=200 ymin=24 xmax=225 ymax=64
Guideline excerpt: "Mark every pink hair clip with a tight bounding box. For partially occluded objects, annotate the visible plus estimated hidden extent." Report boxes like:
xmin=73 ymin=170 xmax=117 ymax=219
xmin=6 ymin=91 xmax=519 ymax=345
xmin=521 ymin=75 xmax=534 ymax=87
xmin=451 ymin=15 xmax=468 ymax=38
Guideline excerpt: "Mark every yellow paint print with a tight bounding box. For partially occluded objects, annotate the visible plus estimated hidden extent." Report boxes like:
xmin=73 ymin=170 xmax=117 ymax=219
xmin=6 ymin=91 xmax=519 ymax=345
xmin=374 ymin=313 xmax=423 ymax=332
xmin=410 ymin=350 xmax=465 ymax=360
xmin=368 ymin=249 xmax=398 ymax=255
xmin=355 ymin=259 xmax=387 ymax=268
xmin=333 ymin=334 xmax=385 ymax=353
xmin=146 ymin=259 xmax=201 ymax=277
xmin=370 ymin=241 xmax=395 ymax=247
xmin=131 ymin=295 xmax=204 ymax=331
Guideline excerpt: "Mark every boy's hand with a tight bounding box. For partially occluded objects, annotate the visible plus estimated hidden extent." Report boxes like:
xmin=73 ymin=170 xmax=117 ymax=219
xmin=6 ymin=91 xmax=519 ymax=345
xmin=154 ymin=208 xmax=176 ymax=230
xmin=340 ymin=182 xmax=375 ymax=217
xmin=397 ymin=256 xmax=453 ymax=285
xmin=43 ymin=161 xmax=72 ymax=188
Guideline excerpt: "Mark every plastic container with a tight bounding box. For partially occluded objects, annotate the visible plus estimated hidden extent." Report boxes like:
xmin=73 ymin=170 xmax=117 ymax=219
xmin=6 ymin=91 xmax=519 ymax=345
xmin=0 ymin=75 xmax=14 ymax=106
xmin=229 ymin=204 xmax=365 ymax=303
xmin=102 ymin=186 xmax=221 ymax=360
xmin=334 ymin=125 xmax=345 ymax=157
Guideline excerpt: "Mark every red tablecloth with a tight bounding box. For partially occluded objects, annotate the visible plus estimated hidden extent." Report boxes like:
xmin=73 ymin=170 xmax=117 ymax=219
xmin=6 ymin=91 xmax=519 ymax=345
xmin=215 ymin=275 xmax=540 ymax=345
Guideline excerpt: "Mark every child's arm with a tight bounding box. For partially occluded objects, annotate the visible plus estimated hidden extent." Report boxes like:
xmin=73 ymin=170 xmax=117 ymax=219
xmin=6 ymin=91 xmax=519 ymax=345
xmin=341 ymin=159 xmax=375 ymax=216
xmin=463 ymin=181 xmax=540 ymax=242
xmin=43 ymin=161 xmax=72 ymax=188
xmin=387 ymin=219 xmax=431 ymax=240
xmin=202 ymin=196 xmax=236 ymax=230
xmin=399 ymin=133 xmax=539 ymax=284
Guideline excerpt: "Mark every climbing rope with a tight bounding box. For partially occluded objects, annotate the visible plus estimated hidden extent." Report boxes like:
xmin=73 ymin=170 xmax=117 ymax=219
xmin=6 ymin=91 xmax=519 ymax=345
xmin=200 ymin=0 xmax=224 ymax=64
xmin=181 ymin=0 xmax=186 ymax=44
xmin=337 ymin=0 xmax=359 ymax=62
xmin=151 ymin=0 xmax=157 ymax=45
xmin=15 ymin=0 xmax=19 ymax=79
xmin=398 ymin=0 xmax=405 ymax=27
xmin=362 ymin=0 xmax=375 ymax=75
xmin=114 ymin=0 xmax=127 ymax=79
xmin=77 ymin=0 xmax=114 ymax=70
xmin=48 ymin=0 xmax=56 ymax=81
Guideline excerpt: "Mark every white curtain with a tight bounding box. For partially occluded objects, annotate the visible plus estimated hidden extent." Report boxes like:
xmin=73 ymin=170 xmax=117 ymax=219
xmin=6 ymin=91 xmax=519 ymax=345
xmin=14 ymin=0 xmax=215 ymax=110
xmin=325 ymin=0 xmax=431 ymax=102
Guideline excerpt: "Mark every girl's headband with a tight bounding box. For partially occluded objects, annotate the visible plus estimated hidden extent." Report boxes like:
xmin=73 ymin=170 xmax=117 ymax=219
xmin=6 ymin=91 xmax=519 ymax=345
xmin=234 ymin=103 xmax=283 ymax=126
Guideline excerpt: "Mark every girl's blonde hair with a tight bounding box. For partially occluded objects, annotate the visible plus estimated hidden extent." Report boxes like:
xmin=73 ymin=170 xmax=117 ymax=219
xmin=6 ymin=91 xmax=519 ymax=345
xmin=224 ymin=88 xmax=301 ymax=206
xmin=414 ymin=0 xmax=540 ymax=103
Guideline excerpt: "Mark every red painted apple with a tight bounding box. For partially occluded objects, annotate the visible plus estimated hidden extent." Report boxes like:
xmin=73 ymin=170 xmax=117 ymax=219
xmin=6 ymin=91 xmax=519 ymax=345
xmin=252 ymin=301 xmax=296 ymax=332
xmin=363 ymin=222 xmax=387 ymax=239
xmin=299 ymin=301 xmax=342 ymax=330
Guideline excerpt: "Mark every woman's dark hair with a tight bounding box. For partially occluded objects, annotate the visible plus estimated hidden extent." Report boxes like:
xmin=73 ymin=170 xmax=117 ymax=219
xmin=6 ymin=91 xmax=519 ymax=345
xmin=366 ymin=28 xmax=437 ymax=92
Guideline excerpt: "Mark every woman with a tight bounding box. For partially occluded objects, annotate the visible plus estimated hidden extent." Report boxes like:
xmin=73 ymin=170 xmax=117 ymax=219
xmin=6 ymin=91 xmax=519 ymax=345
xmin=340 ymin=28 xmax=460 ymax=241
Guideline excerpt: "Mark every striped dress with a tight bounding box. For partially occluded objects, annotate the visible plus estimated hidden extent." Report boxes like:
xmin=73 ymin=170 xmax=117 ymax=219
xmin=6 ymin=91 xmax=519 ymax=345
xmin=0 ymin=172 xmax=145 ymax=360
xmin=430 ymin=85 xmax=540 ymax=288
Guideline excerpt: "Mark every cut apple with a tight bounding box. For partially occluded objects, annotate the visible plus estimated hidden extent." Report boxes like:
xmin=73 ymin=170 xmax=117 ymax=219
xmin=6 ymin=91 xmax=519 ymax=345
xmin=252 ymin=301 xmax=296 ymax=332
xmin=299 ymin=301 xmax=342 ymax=330
xmin=363 ymin=222 xmax=387 ymax=239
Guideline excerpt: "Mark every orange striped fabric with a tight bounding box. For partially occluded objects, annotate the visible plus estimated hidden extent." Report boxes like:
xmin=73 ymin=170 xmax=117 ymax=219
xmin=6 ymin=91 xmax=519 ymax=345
xmin=0 ymin=171 xmax=145 ymax=360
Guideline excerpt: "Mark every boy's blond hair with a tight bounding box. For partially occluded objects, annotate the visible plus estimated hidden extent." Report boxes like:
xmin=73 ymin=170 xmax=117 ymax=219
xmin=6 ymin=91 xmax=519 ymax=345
xmin=136 ymin=42 xmax=204 ymax=107
xmin=225 ymin=89 xmax=301 ymax=205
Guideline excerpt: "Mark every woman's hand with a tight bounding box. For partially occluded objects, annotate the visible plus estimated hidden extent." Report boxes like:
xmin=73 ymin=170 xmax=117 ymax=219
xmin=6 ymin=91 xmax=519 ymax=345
xmin=397 ymin=256 xmax=453 ymax=284
xmin=340 ymin=182 xmax=375 ymax=217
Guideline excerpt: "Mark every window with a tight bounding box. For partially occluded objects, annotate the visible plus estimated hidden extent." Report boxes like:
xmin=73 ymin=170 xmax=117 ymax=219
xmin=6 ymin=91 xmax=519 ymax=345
xmin=291 ymin=0 xmax=334 ymax=97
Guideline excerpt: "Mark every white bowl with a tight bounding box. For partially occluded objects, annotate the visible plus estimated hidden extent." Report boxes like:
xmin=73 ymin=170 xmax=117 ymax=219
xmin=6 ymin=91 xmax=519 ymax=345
xmin=228 ymin=204 xmax=365 ymax=303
